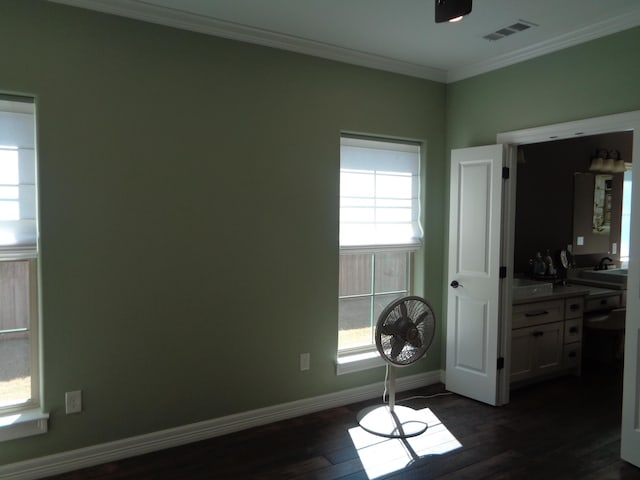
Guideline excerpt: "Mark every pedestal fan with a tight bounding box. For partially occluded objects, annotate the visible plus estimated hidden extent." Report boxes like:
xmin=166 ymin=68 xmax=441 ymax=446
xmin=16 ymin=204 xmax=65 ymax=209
xmin=357 ymin=296 xmax=436 ymax=439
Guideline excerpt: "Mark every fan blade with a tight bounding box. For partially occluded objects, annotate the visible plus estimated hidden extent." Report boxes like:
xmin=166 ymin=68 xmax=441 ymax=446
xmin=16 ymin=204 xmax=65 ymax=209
xmin=413 ymin=311 xmax=429 ymax=326
xmin=407 ymin=333 xmax=423 ymax=349
xmin=399 ymin=300 xmax=408 ymax=319
xmin=380 ymin=322 xmax=398 ymax=336
xmin=390 ymin=335 xmax=406 ymax=358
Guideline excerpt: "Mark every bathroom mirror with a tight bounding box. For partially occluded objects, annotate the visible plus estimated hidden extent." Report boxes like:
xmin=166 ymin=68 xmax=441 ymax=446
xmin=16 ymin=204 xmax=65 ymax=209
xmin=573 ymin=172 xmax=616 ymax=255
xmin=592 ymin=174 xmax=613 ymax=234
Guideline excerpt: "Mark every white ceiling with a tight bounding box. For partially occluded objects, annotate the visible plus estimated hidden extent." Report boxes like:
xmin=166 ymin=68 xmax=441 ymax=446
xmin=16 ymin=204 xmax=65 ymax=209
xmin=49 ymin=0 xmax=640 ymax=82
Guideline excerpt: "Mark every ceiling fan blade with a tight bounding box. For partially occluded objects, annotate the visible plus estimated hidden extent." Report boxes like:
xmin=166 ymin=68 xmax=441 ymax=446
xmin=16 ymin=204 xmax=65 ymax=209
xmin=390 ymin=335 xmax=406 ymax=358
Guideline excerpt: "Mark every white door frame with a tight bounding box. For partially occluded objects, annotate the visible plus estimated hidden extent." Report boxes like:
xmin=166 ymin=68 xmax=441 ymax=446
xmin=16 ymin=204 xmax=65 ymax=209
xmin=497 ymin=110 xmax=640 ymax=466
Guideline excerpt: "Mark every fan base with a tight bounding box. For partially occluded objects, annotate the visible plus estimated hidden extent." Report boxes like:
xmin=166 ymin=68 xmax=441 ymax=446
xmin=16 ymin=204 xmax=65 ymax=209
xmin=357 ymin=405 xmax=429 ymax=439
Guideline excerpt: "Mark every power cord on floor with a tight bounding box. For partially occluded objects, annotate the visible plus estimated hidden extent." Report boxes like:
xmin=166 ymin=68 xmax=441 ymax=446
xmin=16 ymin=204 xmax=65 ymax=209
xmin=381 ymin=363 xmax=453 ymax=404
xmin=398 ymin=392 xmax=454 ymax=402
xmin=382 ymin=363 xmax=389 ymax=403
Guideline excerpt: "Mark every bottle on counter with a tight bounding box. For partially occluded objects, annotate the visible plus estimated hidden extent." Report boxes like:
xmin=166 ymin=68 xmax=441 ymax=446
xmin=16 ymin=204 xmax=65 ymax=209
xmin=544 ymin=249 xmax=556 ymax=275
xmin=533 ymin=252 xmax=546 ymax=276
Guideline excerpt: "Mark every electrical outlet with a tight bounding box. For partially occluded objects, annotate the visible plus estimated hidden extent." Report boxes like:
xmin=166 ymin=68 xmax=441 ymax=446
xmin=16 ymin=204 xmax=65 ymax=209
xmin=65 ymin=390 xmax=82 ymax=414
xmin=299 ymin=353 xmax=310 ymax=371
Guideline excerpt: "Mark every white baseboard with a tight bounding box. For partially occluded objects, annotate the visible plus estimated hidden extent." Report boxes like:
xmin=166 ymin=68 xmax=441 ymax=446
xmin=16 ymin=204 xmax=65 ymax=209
xmin=1 ymin=369 xmax=443 ymax=480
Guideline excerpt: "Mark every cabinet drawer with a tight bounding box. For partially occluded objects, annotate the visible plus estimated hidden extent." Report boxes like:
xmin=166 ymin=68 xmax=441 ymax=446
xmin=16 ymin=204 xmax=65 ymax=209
xmin=513 ymin=299 xmax=564 ymax=329
xmin=564 ymin=297 xmax=584 ymax=319
xmin=563 ymin=344 xmax=581 ymax=369
xmin=585 ymin=294 xmax=621 ymax=312
xmin=564 ymin=319 xmax=582 ymax=344
xmin=510 ymin=321 xmax=563 ymax=383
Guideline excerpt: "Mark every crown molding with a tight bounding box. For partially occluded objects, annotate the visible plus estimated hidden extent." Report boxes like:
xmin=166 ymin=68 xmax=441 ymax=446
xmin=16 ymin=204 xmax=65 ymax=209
xmin=49 ymin=0 xmax=640 ymax=84
xmin=47 ymin=0 xmax=448 ymax=82
xmin=447 ymin=9 xmax=640 ymax=83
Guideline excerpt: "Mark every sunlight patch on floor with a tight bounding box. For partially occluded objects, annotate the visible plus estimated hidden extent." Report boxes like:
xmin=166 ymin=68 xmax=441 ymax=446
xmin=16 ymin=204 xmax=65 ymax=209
xmin=348 ymin=407 xmax=462 ymax=479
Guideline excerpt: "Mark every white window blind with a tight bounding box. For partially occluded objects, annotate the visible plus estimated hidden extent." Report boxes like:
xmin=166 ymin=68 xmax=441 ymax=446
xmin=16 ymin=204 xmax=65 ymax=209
xmin=0 ymin=100 xmax=36 ymax=250
xmin=340 ymin=136 xmax=422 ymax=250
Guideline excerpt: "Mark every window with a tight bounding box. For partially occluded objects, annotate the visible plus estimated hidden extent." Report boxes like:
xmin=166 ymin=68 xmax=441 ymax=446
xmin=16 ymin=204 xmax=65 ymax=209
xmin=0 ymin=259 xmax=38 ymax=409
xmin=338 ymin=136 xmax=422 ymax=359
xmin=620 ymin=168 xmax=632 ymax=265
xmin=0 ymin=96 xmax=40 ymax=424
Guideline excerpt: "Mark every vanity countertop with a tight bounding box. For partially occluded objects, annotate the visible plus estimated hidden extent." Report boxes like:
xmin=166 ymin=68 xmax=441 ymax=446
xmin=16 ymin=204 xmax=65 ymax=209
xmin=512 ymin=284 xmax=592 ymax=305
xmin=575 ymin=285 xmax=625 ymax=300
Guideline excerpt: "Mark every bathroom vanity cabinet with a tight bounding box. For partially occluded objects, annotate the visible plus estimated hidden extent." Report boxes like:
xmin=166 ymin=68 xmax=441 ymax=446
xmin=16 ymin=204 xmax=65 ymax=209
xmin=584 ymin=289 xmax=624 ymax=312
xmin=581 ymin=286 xmax=626 ymax=365
xmin=511 ymin=292 xmax=586 ymax=386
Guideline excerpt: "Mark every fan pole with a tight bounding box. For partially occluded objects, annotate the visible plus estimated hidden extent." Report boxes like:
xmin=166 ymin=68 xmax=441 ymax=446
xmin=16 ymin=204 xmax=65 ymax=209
xmin=358 ymin=364 xmax=429 ymax=439
xmin=388 ymin=365 xmax=396 ymax=411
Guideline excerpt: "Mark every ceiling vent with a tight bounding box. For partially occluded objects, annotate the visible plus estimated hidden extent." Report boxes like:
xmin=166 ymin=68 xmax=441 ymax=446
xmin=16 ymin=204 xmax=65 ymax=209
xmin=483 ymin=20 xmax=537 ymax=41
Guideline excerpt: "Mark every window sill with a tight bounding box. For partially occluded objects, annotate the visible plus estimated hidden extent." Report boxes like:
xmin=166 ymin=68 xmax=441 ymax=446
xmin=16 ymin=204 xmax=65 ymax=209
xmin=0 ymin=409 xmax=49 ymax=442
xmin=336 ymin=350 xmax=386 ymax=375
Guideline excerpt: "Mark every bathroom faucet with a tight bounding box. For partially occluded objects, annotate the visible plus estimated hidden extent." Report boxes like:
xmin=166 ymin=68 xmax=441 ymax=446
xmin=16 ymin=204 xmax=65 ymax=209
xmin=596 ymin=256 xmax=614 ymax=270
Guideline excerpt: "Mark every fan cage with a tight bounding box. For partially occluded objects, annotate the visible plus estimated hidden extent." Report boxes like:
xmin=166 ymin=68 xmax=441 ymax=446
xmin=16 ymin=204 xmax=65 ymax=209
xmin=375 ymin=295 xmax=436 ymax=367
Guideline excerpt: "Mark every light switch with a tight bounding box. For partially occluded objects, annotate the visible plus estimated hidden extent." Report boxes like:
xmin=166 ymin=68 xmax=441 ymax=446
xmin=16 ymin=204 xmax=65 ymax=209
xmin=299 ymin=353 xmax=310 ymax=371
xmin=577 ymin=236 xmax=584 ymax=246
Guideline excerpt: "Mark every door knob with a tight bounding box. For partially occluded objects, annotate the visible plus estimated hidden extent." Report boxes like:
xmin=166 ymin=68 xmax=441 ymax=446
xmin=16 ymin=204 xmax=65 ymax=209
xmin=450 ymin=280 xmax=461 ymax=288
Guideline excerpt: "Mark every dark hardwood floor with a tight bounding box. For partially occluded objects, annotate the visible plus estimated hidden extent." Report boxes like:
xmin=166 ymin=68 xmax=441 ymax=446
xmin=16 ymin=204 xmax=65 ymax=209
xmin=45 ymin=365 xmax=640 ymax=480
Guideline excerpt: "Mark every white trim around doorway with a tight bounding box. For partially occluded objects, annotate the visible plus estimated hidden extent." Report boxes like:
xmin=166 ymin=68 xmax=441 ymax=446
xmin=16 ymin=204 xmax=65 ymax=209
xmin=496 ymin=109 xmax=640 ymax=468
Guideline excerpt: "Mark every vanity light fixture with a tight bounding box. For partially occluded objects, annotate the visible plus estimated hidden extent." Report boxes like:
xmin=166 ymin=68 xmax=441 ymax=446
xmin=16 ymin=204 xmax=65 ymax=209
xmin=602 ymin=156 xmax=615 ymax=172
xmin=610 ymin=150 xmax=627 ymax=173
xmin=435 ymin=0 xmax=472 ymax=23
xmin=589 ymin=149 xmax=626 ymax=173
xmin=589 ymin=149 xmax=607 ymax=172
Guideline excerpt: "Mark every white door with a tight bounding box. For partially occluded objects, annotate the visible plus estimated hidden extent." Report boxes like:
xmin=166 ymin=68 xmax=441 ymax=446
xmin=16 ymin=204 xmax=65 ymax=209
xmin=446 ymin=145 xmax=504 ymax=406
xmin=621 ymin=143 xmax=640 ymax=468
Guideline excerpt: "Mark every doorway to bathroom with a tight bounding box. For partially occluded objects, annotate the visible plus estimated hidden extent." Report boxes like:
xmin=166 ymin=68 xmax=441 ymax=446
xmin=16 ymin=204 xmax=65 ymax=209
xmin=497 ymin=110 xmax=640 ymax=468
xmin=512 ymin=131 xmax=630 ymax=387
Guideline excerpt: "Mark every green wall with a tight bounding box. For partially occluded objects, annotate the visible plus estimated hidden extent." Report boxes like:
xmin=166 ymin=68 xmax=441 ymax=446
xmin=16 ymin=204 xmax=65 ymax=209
xmin=0 ymin=1 xmax=446 ymax=464
xmin=444 ymin=26 xmax=640 ymax=337
xmin=446 ymin=27 xmax=640 ymax=149
xmin=2 ymin=0 xmax=638 ymax=467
